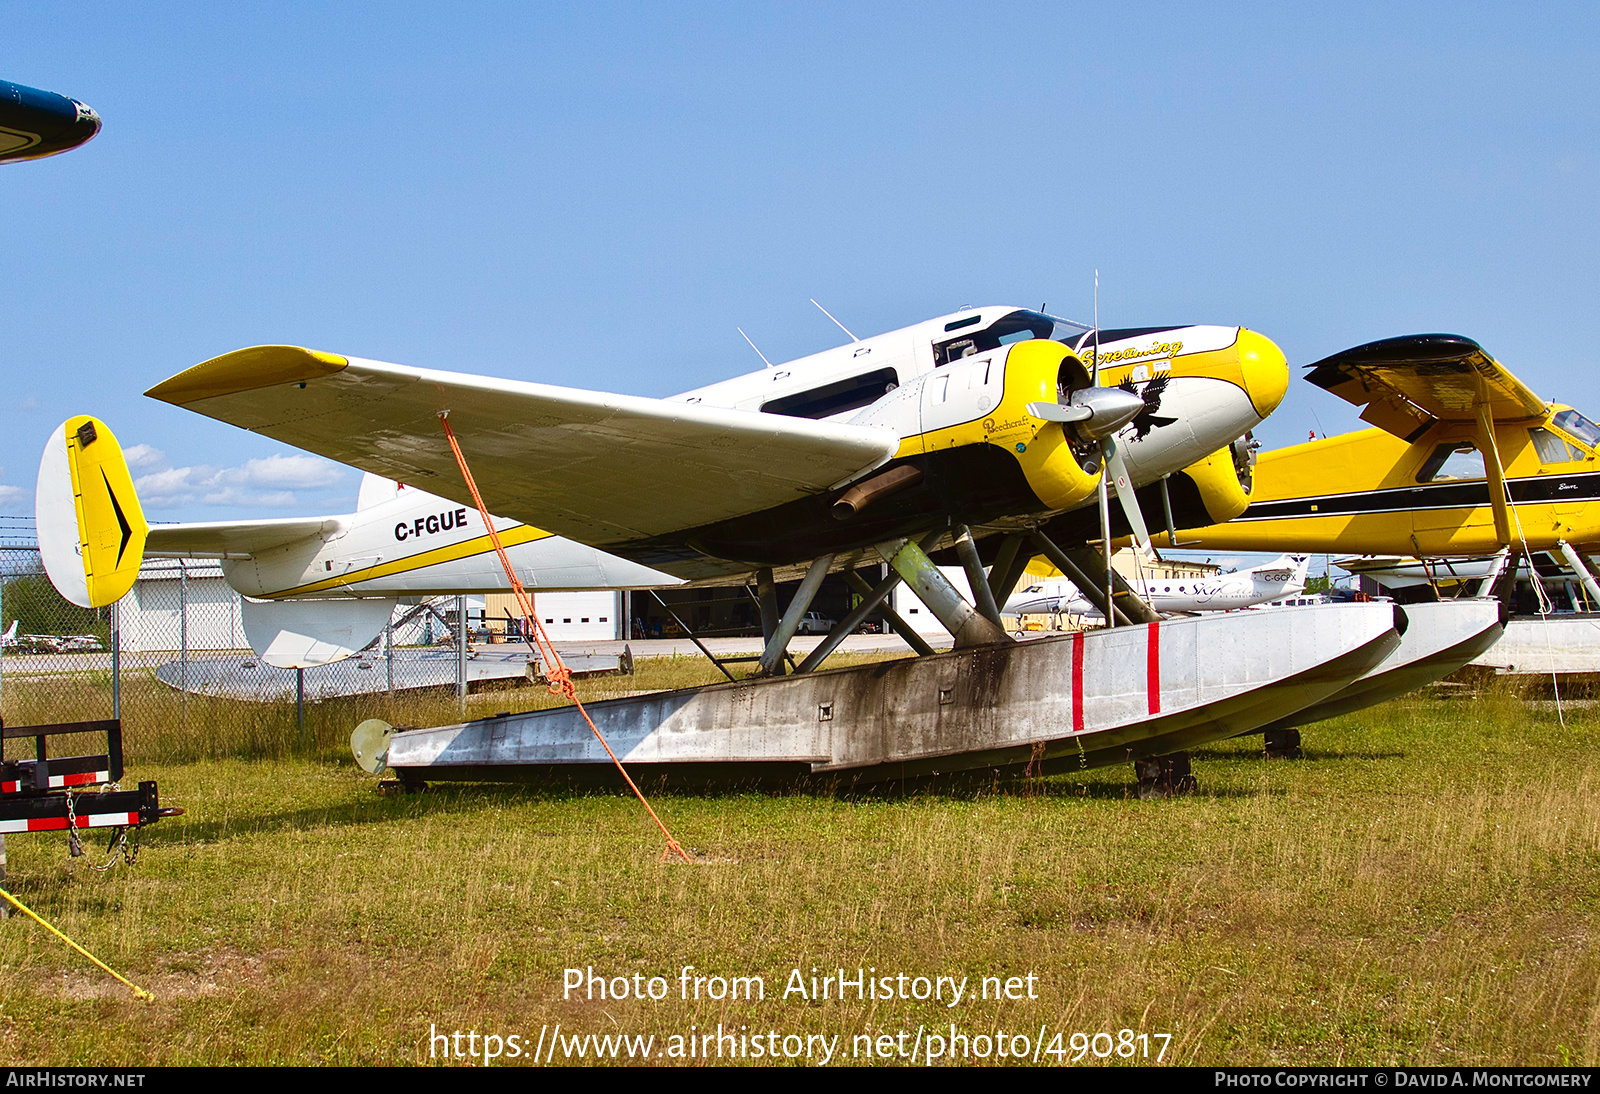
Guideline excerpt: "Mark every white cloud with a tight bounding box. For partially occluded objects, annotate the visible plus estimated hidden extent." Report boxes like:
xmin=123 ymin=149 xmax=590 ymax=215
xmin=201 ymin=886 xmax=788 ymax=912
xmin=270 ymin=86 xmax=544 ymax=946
xmin=0 ymin=485 xmax=24 ymax=506
xmin=134 ymin=452 xmax=344 ymax=509
xmin=123 ymin=444 xmax=169 ymax=471
xmin=227 ymin=454 xmax=345 ymax=490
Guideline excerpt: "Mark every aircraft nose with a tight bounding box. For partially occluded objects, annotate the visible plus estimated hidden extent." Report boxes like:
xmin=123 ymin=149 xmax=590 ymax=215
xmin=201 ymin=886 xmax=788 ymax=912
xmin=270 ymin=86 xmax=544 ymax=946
xmin=0 ymin=80 xmax=102 ymax=162
xmin=1236 ymin=329 xmax=1289 ymax=419
xmin=68 ymin=98 xmax=102 ymax=142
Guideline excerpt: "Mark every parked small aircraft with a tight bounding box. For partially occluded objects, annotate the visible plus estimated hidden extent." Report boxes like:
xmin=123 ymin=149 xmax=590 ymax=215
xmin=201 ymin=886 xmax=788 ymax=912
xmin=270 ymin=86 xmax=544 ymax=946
xmin=48 ymin=310 xmax=1289 ymax=668
xmin=19 ymin=633 xmax=103 ymax=653
xmin=119 ymin=307 xmax=1442 ymax=790
xmin=0 ymin=78 xmax=100 ymax=164
xmin=1158 ymin=335 xmax=1600 ymax=563
xmin=143 ymin=309 xmax=1286 ymax=619
xmin=1005 ymin=553 xmax=1310 ymax=619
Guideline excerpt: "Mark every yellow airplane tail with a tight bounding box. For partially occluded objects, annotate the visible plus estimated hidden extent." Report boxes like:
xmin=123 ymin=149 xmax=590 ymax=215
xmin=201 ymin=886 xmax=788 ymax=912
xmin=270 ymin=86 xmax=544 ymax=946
xmin=35 ymin=416 xmax=150 ymax=608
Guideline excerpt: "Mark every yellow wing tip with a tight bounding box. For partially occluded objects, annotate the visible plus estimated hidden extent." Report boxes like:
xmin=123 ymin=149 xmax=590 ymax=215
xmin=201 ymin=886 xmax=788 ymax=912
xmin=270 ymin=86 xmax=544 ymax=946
xmin=145 ymin=345 xmax=349 ymax=405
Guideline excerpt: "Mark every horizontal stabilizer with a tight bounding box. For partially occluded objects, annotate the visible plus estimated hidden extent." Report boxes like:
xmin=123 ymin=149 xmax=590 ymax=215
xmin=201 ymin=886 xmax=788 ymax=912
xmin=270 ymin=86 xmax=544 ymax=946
xmin=146 ymin=516 xmax=343 ymax=558
xmin=241 ymin=597 xmax=397 ymax=669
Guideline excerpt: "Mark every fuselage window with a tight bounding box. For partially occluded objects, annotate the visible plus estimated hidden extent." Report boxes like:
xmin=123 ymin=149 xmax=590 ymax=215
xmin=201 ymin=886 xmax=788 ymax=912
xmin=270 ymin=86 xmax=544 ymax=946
xmin=761 ymin=367 xmax=901 ymax=419
xmin=941 ymin=338 xmax=978 ymax=363
xmin=1530 ymin=427 xmax=1586 ymax=465
xmin=1416 ymin=442 xmax=1486 ymax=483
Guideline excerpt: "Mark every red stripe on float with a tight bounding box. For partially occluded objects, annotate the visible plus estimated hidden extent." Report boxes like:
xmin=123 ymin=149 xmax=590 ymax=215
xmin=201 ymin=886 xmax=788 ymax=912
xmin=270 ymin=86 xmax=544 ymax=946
xmin=1147 ymin=621 xmax=1161 ymax=714
xmin=1072 ymin=631 xmax=1085 ymax=733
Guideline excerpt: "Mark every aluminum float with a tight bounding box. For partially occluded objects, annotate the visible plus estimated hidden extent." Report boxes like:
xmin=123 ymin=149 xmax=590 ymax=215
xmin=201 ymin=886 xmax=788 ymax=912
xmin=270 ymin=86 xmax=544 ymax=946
xmin=365 ymin=602 xmax=1402 ymax=787
xmin=1254 ymin=597 xmax=1507 ymax=744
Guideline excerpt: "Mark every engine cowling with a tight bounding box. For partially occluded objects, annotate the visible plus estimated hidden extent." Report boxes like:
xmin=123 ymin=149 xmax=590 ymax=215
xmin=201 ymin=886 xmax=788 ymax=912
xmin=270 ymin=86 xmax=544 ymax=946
xmin=985 ymin=340 xmax=1102 ymax=511
xmin=1162 ymin=439 xmax=1256 ymax=536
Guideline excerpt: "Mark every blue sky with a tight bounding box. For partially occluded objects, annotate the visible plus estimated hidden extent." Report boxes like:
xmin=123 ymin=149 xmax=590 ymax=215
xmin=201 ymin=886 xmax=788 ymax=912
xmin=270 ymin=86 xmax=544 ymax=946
xmin=5 ymin=2 xmax=1599 ymax=573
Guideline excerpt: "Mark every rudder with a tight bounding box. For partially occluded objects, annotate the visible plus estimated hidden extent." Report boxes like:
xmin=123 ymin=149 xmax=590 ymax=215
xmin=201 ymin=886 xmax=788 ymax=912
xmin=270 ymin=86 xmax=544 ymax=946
xmin=36 ymin=416 xmax=149 ymax=608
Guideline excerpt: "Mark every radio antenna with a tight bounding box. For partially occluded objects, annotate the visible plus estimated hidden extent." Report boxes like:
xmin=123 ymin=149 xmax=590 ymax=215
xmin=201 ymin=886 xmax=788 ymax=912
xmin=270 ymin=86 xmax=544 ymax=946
xmin=737 ymin=327 xmax=774 ymax=368
xmin=810 ymin=298 xmax=859 ymax=342
xmin=1091 ymin=270 xmax=1100 ymax=385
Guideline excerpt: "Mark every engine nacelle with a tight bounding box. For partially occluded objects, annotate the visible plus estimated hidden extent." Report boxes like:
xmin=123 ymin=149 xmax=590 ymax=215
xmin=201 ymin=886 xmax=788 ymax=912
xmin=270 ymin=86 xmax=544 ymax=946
xmin=981 ymin=339 xmax=1101 ymax=512
xmin=1158 ymin=440 xmax=1256 ymax=538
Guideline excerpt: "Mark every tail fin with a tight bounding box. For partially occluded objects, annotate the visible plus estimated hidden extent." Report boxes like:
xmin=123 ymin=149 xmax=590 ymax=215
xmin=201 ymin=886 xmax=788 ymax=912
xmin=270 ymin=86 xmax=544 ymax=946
xmin=36 ymin=416 xmax=149 ymax=608
xmin=355 ymin=471 xmax=401 ymax=511
xmin=1290 ymin=553 xmax=1311 ymax=588
xmin=1 ymin=619 xmax=16 ymax=644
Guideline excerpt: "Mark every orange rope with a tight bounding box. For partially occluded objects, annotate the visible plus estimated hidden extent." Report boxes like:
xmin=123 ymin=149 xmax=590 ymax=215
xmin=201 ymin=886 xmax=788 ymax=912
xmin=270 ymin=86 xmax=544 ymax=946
xmin=437 ymin=413 xmax=693 ymax=863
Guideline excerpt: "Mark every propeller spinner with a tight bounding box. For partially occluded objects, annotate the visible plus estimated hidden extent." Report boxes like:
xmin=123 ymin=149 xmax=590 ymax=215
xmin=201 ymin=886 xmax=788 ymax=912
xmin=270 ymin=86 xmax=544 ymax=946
xmin=1026 ymin=382 xmax=1156 ymax=553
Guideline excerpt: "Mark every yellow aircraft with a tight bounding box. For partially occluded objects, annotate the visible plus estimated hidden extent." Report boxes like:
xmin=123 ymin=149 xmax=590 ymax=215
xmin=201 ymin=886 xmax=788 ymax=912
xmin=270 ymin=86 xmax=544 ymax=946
xmin=1159 ymin=334 xmax=1600 ymax=558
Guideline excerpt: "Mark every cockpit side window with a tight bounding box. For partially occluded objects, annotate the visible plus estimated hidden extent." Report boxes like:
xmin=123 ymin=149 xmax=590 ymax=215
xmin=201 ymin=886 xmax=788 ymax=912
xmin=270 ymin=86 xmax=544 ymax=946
xmin=1416 ymin=442 xmax=1486 ymax=483
xmin=1552 ymin=409 xmax=1600 ymax=450
xmin=933 ymin=309 xmax=1058 ymax=366
xmin=1529 ymin=427 xmax=1586 ymax=464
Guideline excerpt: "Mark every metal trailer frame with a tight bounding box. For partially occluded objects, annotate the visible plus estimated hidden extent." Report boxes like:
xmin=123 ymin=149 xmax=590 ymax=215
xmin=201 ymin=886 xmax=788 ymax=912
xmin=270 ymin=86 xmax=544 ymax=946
xmin=0 ymin=718 xmax=169 ymax=835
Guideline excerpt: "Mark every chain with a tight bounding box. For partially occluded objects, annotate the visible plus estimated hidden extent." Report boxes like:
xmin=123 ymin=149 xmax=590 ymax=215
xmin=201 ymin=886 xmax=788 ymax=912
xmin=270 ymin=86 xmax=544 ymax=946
xmin=64 ymin=792 xmax=83 ymax=858
xmin=65 ymin=786 xmax=139 ymax=870
xmin=86 ymin=826 xmax=134 ymax=871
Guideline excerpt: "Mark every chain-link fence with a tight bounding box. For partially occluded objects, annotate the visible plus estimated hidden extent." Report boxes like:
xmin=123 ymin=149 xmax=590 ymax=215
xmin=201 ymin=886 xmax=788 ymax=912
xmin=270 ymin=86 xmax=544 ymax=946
xmin=0 ymin=518 xmax=490 ymax=764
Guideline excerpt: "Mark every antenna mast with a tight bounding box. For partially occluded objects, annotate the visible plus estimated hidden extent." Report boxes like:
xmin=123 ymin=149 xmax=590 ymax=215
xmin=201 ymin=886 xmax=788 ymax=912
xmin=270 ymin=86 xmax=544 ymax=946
xmin=737 ymin=327 xmax=774 ymax=368
xmin=809 ymin=299 xmax=859 ymax=342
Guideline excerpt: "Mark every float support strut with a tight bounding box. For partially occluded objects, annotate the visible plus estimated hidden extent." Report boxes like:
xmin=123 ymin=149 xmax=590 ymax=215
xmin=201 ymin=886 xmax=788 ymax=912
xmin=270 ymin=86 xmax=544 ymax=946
xmin=757 ymin=554 xmax=835 ymax=676
xmin=1557 ymin=541 xmax=1600 ymax=610
xmin=953 ymin=525 xmax=1004 ymax=629
xmin=1027 ymin=531 xmax=1125 ymax=626
xmin=756 ymin=568 xmax=781 ymax=645
xmin=796 ymin=567 xmax=906 ymax=672
xmin=876 ymin=536 xmax=1011 ymax=648
xmin=843 ymin=571 xmax=935 ymax=656
xmin=986 ymin=534 xmax=1031 ymax=612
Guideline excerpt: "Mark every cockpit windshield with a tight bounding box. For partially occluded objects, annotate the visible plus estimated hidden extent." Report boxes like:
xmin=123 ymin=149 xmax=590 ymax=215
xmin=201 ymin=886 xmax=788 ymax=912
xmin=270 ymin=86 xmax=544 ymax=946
xmin=1552 ymin=409 xmax=1600 ymax=450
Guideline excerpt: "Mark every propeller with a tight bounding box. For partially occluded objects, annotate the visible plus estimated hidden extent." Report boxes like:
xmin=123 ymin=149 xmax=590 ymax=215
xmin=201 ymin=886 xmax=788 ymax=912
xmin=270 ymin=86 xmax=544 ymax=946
xmin=1024 ymin=356 xmax=1157 ymax=555
xmin=1016 ymin=280 xmax=1163 ymax=626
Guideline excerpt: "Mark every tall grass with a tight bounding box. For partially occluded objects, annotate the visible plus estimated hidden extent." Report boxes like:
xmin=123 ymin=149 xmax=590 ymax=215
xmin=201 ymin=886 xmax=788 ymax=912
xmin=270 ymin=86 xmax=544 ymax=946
xmin=0 ymin=682 xmax=1596 ymax=1066
xmin=3 ymin=654 xmax=766 ymax=766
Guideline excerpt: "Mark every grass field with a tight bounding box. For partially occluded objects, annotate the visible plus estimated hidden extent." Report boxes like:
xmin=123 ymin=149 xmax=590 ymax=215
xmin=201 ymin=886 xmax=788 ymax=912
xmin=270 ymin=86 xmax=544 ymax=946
xmin=0 ymin=663 xmax=1597 ymax=1066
